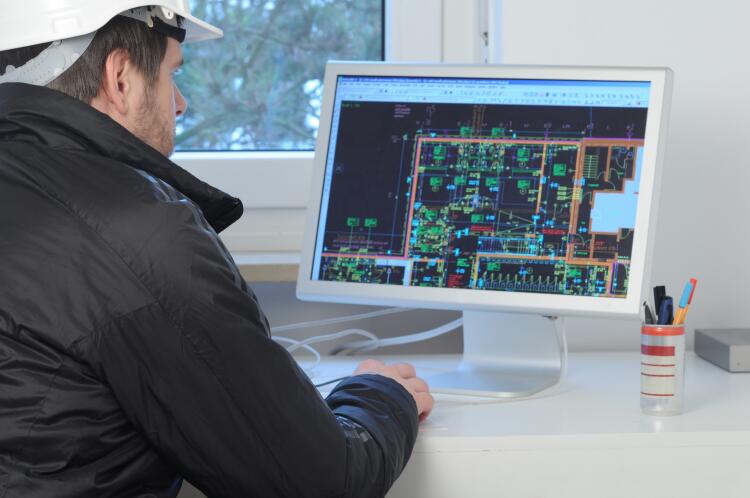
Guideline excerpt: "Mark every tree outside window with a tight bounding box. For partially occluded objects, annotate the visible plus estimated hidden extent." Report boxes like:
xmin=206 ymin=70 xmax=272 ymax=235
xmin=176 ymin=0 xmax=384 ymax=151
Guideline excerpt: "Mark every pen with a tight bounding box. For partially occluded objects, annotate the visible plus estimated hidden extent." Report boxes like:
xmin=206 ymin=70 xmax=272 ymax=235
xmin=643 ymin=301 xmax=655 ymax=324
xmin=673 ymin=278 xmax=697 ymax=325
xmin=653 ymin=285 xmax=666 ymax=323
xmin=657 ymin=296 xmax=673 ymax=325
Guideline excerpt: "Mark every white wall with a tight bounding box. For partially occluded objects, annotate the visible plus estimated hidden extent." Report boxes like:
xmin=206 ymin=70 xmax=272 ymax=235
xmin=491 ymin=0 xmax=750 ymax=349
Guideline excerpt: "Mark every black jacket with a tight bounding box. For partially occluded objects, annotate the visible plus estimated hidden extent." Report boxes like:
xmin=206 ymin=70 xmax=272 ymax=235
xmin=0 ymin=83 xmax=418 ymax=498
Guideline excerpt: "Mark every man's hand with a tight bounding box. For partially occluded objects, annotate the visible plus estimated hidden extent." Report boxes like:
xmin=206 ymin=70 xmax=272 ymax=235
xmin=353 ymin=359 xmax=434 ymax=422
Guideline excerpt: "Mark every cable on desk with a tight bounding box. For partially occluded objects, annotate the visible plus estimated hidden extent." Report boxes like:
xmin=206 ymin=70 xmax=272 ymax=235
xmin=548 ymin=315 xmax=568 ymax=389
xmin=270 ymin=307 xmax=410 ymax=374
xmin=273 ymin=336 xmax=321 ymax=371
xmin=274 ymin=329 xmax=379 ymax=372
xmin=330 ymin=317 xmax=464 ymax=355
xmin=306 ymin=317 xmax=461 ymax=388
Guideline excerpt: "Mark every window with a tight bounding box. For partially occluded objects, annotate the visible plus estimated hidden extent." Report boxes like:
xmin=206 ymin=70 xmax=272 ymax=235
xmin=176 ymin=0 xmax=384 ymax=151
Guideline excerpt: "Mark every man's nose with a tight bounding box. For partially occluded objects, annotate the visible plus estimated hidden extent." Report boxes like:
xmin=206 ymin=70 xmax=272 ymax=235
xmin=175 ymin=84 xmax=188 ymax=117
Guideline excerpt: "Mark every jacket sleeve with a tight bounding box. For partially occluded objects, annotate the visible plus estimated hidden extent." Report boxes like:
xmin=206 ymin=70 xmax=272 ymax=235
xmin=83 ymin=191 xmax=419 ymax=497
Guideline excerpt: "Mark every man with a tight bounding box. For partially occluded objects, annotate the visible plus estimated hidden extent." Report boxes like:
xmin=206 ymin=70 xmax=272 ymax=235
xmin=0 ymin=2 xmax=433 ymax=497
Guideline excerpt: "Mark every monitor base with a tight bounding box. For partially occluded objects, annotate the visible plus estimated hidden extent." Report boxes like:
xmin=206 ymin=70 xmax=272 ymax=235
xmin=427 ymin=311 xmax=565 ymax=398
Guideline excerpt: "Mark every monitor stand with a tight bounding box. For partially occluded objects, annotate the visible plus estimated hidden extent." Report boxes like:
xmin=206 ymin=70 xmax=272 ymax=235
xmin=427 ymin=310 xmax=565 ymax=398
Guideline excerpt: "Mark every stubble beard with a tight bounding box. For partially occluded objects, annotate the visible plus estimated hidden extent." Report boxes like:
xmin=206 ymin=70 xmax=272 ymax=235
xmin=133 ymin=88 xmax=175 ymax=157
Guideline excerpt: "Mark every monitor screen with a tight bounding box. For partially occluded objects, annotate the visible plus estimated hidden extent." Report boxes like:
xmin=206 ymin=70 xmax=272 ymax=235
xmin=299 ymin=63 xmax=670 ymax=317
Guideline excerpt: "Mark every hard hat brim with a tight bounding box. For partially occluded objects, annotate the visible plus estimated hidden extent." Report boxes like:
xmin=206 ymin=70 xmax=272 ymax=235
xmin=182 ymin=12 xmax=224 ymax=44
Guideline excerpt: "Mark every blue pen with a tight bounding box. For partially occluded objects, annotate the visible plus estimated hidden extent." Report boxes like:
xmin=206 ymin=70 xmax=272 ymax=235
xmin=657 ymin=296 xmax=674 ymax=325
xmin=673 ymin=279 xmax=695 ymax=325
xmin=653 ymin=285 xmax=666 ymax=320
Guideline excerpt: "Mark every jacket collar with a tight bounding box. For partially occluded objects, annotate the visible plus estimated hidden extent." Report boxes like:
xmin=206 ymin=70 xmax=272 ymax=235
xmin=0 ymin=83 xmax=243 ymax=233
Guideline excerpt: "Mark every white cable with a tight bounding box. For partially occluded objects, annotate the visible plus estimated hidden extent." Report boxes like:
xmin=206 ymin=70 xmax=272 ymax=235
xmin=270 ymin=307 xmax=412 ymax=334
xmin=550 ymin=315 xmax=568 ymax=387
xmin=330 ymin=317 xmax=463 ymax=355
xmin=274 ymin=329 xmax=383 ymax=374
xmin=285 ymin=329 xmax=380 ymax=354
xmin=506 ymin=315 xmax=567 ymax=399
xmin=273 ymin=336 xmax=321 ymax=371
xmin=269 ymin=307 xmax=412 ymax=373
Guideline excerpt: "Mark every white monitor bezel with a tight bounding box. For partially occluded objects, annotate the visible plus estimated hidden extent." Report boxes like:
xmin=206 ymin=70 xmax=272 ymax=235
xmin=297 ymin=62 xmax=672 ymax=318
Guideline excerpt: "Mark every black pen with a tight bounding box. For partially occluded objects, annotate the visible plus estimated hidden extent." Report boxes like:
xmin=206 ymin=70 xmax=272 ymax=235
xmin=643 ymin=301 xmax=656 ymax=324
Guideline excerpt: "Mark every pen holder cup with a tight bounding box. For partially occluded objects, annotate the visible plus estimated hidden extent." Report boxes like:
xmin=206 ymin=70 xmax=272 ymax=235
xmin=640 ymin=324 xmax=685 ymax=416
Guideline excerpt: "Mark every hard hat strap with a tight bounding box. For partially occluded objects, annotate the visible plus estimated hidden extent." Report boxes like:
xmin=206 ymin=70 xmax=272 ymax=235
xmin=0 ymin=32 xmax=95 ymax=86
xmin=0 ymin=6 xmax=187 ymax=87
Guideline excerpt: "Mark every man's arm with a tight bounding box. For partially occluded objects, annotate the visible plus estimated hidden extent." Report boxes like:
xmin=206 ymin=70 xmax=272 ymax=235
xmin=82 ymin=193 xmax=429 ymax=497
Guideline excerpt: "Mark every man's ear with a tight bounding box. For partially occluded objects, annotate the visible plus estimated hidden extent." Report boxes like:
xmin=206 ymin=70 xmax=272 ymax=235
xmin=94 ymin=49 xmax=133 ymax=117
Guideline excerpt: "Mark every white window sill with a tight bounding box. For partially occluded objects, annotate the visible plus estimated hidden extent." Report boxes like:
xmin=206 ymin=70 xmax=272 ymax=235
xmin=231 ymin=251 xmax=301 ymax=266
xmin=172 ymin=151 xmax=314 ymax=257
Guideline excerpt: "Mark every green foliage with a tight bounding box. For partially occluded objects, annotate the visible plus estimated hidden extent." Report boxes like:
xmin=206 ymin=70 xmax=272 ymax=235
xmin=176 ymin=0 xmax=382 ymax=151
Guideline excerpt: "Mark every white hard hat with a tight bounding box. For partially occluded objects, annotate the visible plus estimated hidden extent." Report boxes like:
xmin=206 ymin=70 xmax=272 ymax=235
xmin=0 ymin=0 xmax=222 ymax=52
xmin=0 ymin=1 xmax=222 ymax=86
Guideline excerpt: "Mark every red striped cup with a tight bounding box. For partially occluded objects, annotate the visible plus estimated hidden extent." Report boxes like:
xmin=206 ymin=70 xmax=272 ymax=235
xmin=641 ymin=324 xmax=685 ymax=415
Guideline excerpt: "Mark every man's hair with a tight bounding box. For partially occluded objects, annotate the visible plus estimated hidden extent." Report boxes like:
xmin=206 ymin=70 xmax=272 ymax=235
xmin=0 ymin=16 xmax=169 ymax=103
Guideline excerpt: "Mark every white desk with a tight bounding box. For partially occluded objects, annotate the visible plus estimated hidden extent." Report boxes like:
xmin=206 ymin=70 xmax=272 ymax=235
xmin=310 ymin=352 xmax=750 ymax=498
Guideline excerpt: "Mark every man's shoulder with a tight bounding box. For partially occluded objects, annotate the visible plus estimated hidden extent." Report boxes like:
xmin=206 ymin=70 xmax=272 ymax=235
xmin=0 ymin=140 xmax=178 ymax=216
xmin=0 ymin=144 xmax=167 ymax=348
xmin=0 ymin=140 xmax=217 ymax=295
xmin=3 ymin=141 xmax=202 ymax=245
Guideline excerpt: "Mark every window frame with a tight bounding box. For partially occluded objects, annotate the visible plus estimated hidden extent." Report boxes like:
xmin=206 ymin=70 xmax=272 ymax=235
xmin=173 ymin=0 xmax=496 ymax=261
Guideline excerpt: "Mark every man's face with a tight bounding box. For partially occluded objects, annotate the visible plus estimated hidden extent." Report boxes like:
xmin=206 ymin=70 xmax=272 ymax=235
xmin=132 ymin=38 xmax=186 ymax=157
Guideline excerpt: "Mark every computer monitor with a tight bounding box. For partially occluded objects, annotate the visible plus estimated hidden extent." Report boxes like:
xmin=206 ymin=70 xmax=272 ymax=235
xmin=297 ymin=62 xmax=672 ymax=396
